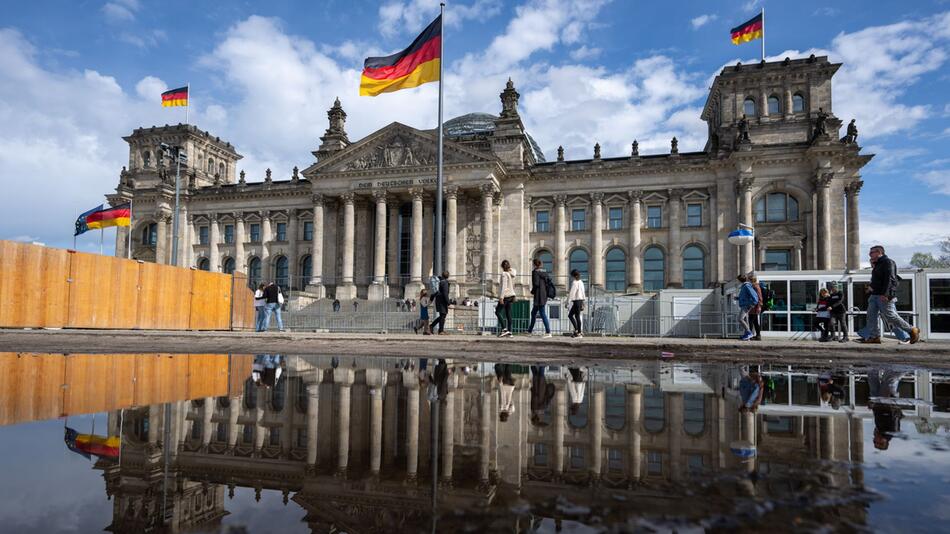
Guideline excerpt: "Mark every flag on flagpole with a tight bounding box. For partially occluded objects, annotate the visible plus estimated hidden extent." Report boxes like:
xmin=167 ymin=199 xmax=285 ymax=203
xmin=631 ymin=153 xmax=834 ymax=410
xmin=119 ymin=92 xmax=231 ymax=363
xmin=86 ymin=203 xmax=131 ymax=230
xmin=64 ymin=427 xmax=120 ymax=461
xmin=74 ymin=205 xmax=103 ymax=236
xmin=730 ymin=13 xmax=763 ymax=45
xmin=161 ymin=86 xmax=189 ymax=107
xmin=360 ymin=15 xmax=441 ymax=96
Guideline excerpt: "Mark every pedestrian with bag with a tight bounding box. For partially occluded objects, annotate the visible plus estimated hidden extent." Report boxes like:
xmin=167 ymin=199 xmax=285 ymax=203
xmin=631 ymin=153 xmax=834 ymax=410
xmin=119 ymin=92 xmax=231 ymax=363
xmin=253 ymin=283 xmax=267 ymax=332
xmin=828 ymin=283 xmax=848 ymax=342
xmin=527 ymin=258 xmax=552 ymax=338
xmin=567 ymin=269 xmax=586 ymax=338
xmin=415 ymin=288 xmax=432 ymax=335
xmin=857 ymin=245 xmax=919 ymax=344
xmin=736 ymin=274 xmax=758 ymax=341
xmin=430 ymin=271 xmax=451 ymax=335
xmin=261 ymin=281 xmax=285 ymax=332
xmin=495 ymin=260 xmax=516 ymax=337
xmin=749 ymin=274 xmax=763 ymax=341
xmin=815 ymin=288 xmax=832 ymax=342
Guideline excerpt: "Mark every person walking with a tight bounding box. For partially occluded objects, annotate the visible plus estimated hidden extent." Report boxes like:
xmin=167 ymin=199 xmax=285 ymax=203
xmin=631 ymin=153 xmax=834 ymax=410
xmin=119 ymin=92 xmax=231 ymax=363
xmin=736 ymin=274 xmax=758 ymax=341
xmin=262 ymin=282 xmax=285 ymax=332
xmin=857 ymin=245 xmax=920 ymax=344
xmin=253 ymin=283 xmax=267 ymax=332
xmin=527 ymin=259 xmax=552 ymax=338
xmin=815 ymin=288 xmax=832 ymax=342
xmin=567 ymin=269 xmax=586 ymax=338
xmin=495 ymin=260 xmax=516 ymax=337
xmin=495 ymin=364 xmax=516 ymax=422
xmin=748 ymin=274 xmax=763 ymax=341
xmin=430 ymin=271 xmax=451 ymax=335
xmin=828 ymin=283 xmax=848 ymax=342
xmin=415 ymin=288 xmax=432 ymax=335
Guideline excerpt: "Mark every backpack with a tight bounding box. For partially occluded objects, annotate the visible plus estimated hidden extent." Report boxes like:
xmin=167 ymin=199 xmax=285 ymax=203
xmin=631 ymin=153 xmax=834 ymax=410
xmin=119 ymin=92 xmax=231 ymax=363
xmin=545 ymin=274 xmax=557 ymax=299
xmin=763 ymin=288 xmax=775 ymax=311
xmin=428 ymin=275 xmax=440 ymax=296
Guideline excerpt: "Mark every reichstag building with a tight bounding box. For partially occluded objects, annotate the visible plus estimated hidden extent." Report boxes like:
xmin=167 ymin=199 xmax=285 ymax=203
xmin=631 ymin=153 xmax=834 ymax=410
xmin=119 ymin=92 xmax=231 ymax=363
xmin=108 ymin=55 xmax=871 ymax=299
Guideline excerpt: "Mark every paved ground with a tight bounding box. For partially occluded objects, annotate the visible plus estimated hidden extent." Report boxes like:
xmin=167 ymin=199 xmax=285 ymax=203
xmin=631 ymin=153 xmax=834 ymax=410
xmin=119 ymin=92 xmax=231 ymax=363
xmin=2 ymin=329 xmax=950 ymax=369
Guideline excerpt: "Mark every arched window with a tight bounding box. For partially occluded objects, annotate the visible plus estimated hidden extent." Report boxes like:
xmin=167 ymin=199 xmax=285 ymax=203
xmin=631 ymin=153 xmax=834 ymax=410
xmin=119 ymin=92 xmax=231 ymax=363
xmin=605 ymin=386 xmax=626 ymax=430
xmin=534 ymin=250 xmax=553 ymax=273
xmin=644 ymin=386 xmax=665 ymax=433
xmin=768 ymin=95 xmax=780 ymax=115
xmin=300 ymin=255 xmax=312 ymax=286
xmin=222 ymin=257 xmax=236 ymax=274
xmin=755 ymin=192 xmax=800 ymax=223
xmin=605 ymin=247 xmax=626 ymax=292
xmin=569 ymin=249 xmax=589 ymax=283
xmin=684 ymin=393 xmax=705 ymax=436
xmin=643 ymin=246 xmax=665 ymax=291
xmin=216 ymin=396 xmax=231 ymax=409
xmin=197 ymin=257 xmax=210 ymax=271
xmin=682 ymin=245 xmax=705 ymax=289
xmin=141 ymin=223 xmax=158 ymax=246
xmin=142 ymin=150 xmax=152 ymax=168
xmin=743 ymin=97 xmax=756 ymax=117
xmin=792 ymin=93 xmax=805 ymax=113
xmin=207 ymin=158 xmax=214 ymax=173
xmin=218 ymin=162 xmax=226 ymax=178
xmin=274 ymin=256 xmax=289 ymax=290
xmin=248 ymin=257 xmax=262 ymax=288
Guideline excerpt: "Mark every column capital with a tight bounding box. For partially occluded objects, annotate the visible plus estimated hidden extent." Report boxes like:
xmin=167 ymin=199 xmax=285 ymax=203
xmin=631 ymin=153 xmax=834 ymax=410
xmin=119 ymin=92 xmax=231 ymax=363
xmin=445 ymin=185 xmax=459 ymax=199
xmin=627 ymin=190 xmax=643 ymax=203
xmin=554 ymin=194 xmax=568 ymax=206
xmin=845 ymin=179 xmax=864 ymax=196
xmin=590 ymin=192 xmax=604 ymax=203
xmin=340 ymin=191 xmax=356 ymax=204
xmin=667 ymin=188 xmax=684 ymax=200
xmin=493 ymin=191 xmax=503 ymax=206
xmin=312 ymin=193 xmax=325 ymax=206
xmin=185 ymin=213 xmax=195 ymax=224
xmin=735 ymin=175 xmax=755 ymax=193
xmin=209 ymin=213 xmax=218 ymax=222
xmin=234 ymin=212 xmax=245 ymax=222
xmin=523 ymin=194 xmax=532 ymax=208
xmin=479 ymin=183 xmax=497 ymax=196
xmin=306 ymin=382 xmax=321 ymax=398
xmin=813 ymin=172 xmax=834 ymax=188
xmin=372 ymin=189 xmax=389 ymax=203
xmin=409 ymin=187 xmax=426 ymax=201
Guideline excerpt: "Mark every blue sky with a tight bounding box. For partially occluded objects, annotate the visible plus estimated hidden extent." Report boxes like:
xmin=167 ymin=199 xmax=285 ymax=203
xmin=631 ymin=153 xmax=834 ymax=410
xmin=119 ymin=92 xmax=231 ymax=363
xmin=0 ymin=0 xmax=948 ymax=263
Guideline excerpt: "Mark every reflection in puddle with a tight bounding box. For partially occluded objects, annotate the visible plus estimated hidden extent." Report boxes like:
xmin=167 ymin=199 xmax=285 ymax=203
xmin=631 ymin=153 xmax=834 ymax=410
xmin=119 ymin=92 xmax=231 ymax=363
xmin=0 ymin=354 xmax=948 ymax=532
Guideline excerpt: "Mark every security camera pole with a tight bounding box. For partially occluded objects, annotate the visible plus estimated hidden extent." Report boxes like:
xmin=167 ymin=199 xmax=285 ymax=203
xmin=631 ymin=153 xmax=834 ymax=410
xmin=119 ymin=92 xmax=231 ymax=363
xmin=161 ymin=143 xmax=187 ymax=266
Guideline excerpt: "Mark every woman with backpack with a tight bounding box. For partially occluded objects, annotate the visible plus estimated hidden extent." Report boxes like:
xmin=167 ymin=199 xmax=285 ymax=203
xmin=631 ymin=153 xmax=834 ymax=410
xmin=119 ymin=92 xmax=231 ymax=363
xmin=527 ymin=258 xmax=552 ymax=338
xmin=253 ymin=283 xmax=267 ymax=332
xmin=495 ymin=259 xmax=516 ymax=337
xmin=828 ymin=284 xmax=848 ymax=342
xmin=567 ymin=269 xmax=586 ymax=338
xmin=749 ymin=274 xmax=763 ymax=341
xmin=815 ymin=288 xmax=832 ymax=342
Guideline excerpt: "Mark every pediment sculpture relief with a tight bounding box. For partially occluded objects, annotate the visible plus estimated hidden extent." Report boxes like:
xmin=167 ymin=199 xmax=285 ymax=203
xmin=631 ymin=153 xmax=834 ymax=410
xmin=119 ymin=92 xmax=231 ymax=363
xmin=343 ymin=135 xmax=434 ymax=170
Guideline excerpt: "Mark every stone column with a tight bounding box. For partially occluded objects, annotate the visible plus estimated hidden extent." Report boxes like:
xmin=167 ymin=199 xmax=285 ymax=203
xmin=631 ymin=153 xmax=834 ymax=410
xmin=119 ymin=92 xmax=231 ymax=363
xmin=627 ymin=191 xmax=642 ymax=291
xmin=209 ymin=214 xmax=221 ymax=272
xmin=794 ymin=244 xmax=803 ymax=270
xmin=846 ymin=180 xmax=863 ymax=270
xmin=553 ymin=385 xmax=566 ymax=476
xmin=816 ymin=173 xmax=833 ymax=270
xmin=306 ymin=382 xmax=320 ymax=468
xmin=234 ymin=213 xmax=246 ymax=272
xmin=370 ymin=385 xmax=384 ymax=475
xmin=479 ymin=387 xmax=492 ymax=484
xmin=387 ymin=204 xmax=399 ymax=288
xmin=555 ymin=194 xmax=568 ymax=282
xmin=819 ymin=416 xmax=835 ymax=460
xmin=590 ymin=386 xmax=604 ymax=481
xmin=445 ymin=186 xmax=458 ymax=279
xmin=227 ymin=397 xmax=240 ymax=450
xmin=369 ymin=191 xmax=388 ymax=300
xmin=148 ymin=404 xmax=161 ymax=445
xmin=784 ymin=87 xmax=793 ymax=118
xmin=155 ymin=213 xmax=169 ymax=264
xmin=182 ymin=210 xmax=193 ymax=268
xmin=668 ymin=190 xmax=683 ymax=287
xmin=336 ymin=193 xmax=357 ymax=299
xmin=201 ymin=397 xmax=214 ymax=449
xmin=441 ymin=385 xmax=456 ymax=482
xmin=591 ymin=192 xmax=604 ymax=288
xmin=737 ymin=175 xmax=755 ymax=275
xmin=403 ymin=369 xmax=420 ymax=481
xmin=480 ymin=184 xmax=495 ymax=280
xmin=333 ymin=369 xmax=355 ymax=476
xmin=288 ymin=209 xmax=299 ymax=287
xmin=708 ymin=188 xmax=719 ymax=284
xmin=410 ymin=188 xmax=424 ymax=285
xmin=627 ymin=386 xmax=643 ymax=481
xmin=115 ymin=225 xmax=129 ymax=258
xmin=309 ymin=195 xmax=325 ymax=297
xmin=260 ymin=211 xmax=272 ymax=280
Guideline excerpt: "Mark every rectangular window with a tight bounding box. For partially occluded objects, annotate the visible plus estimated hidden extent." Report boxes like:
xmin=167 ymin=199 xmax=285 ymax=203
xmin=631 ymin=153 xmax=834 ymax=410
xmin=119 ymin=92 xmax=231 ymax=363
xmin=571 ymin=209 xmax=586 ymax=231
xmin=296 ymin=428 xmax=307 ymax=448
xmin=570 ymin=446 xmax=586 ymax=469
xmin=269 ymin=429 xmax=280 ymax=446
xmin=224 ymin=224 xmax=234 ymax=244
xmin=276 ymin=222 xmax=287 ymax=241
xmin=303 ymin=221 xmax=314 ymax=241
xmin=533 ymin=442 xmax=548 ymax=466
xmin=647 ymin=451 xmax=663 ymax=475
xmin=536 ymin=210 xmax=550 ymax=232
xmin=608 ymin=448 xmax=624 ymax=471
xmin=647 ymin=206 xmax=662 ymax=228
xmin=198 ymin=226 xmax=209 ymax=245
xmin=608 ymin=207 xmax=623 ymax=230
xmin=249 ymin=223 xmax=261 ymax=243
xmin=686 ymin=203 xmax=702 ymax=227
xmin=763 ymin=249 xmax=791 ymax=271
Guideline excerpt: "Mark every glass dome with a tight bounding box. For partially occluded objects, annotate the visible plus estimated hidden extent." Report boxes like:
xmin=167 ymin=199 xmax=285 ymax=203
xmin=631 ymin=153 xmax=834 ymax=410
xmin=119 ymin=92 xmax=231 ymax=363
xmin=442 ymin=112 xmax=546 ymax=163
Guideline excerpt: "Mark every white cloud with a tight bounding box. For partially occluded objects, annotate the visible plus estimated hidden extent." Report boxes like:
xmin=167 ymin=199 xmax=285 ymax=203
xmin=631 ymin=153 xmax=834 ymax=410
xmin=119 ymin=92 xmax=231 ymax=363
xmin=101 ymin=0 xmax=139 ymax=23
xmin=916 ymin=170 xmax=950 ymax=195
xmin=569 ymin=45 xmax=601 ymax=60
xmin=118 ymin=29 xmax=166 ymax=49
xmin=813 ymin=7 xmax=840 ymax=17
xmin=377 ymin=0 xmax=502 ymax=39
xmin=742 ymin=0 xmax=762 ymax=13
xmin=690 ymin=14 xmax=717 ymax=30
xmin=863 ymin=145 xmax=927 ymax=172
xmin=134 ymin=76 xmax=167 ymax=100
xmin=862 ymin=210 xmax=950 ymax=265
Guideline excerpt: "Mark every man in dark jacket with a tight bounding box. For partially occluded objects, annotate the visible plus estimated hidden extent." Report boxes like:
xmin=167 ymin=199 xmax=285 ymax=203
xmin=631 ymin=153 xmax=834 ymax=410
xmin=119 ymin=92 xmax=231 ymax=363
xmin=527 ymin=259 xmax=552 ymax=337
xmin=857 ymin=246 xmax=919 ymax=344
xmin=430 ymin=271 xmax=451 ymax=335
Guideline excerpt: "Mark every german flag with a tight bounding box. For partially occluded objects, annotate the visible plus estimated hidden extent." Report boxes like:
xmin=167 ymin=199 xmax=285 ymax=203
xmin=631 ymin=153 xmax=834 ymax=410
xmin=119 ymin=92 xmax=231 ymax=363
xmin=360 ymin=15 xmax=441 ymax=97
xmin=731 ymin=13 xmax=763 ymax=45
xmin=161 ymin=86 xmax=188 ymax=107
xmin=65 ymin=427 xmax=120 ymax=461
xmin=86 ymin=203 xmax=131 ymax=230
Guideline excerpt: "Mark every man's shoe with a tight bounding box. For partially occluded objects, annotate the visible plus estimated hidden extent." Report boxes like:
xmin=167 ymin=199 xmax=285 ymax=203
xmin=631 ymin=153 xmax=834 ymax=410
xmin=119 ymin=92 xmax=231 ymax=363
xmin=898 ymin=339 xmax=911 ymax=345
xmin=577 ymin=333 xmax=584 ymax=338
xmin=860 ymin=337 xmax=882 ymax=344
xmin=910 ymin=327 xmax=920 ymax=344
xmin=740 ymin=333 xmax=752 ymax=341
xmin=543 ymin=333 xmax=553 ymax=338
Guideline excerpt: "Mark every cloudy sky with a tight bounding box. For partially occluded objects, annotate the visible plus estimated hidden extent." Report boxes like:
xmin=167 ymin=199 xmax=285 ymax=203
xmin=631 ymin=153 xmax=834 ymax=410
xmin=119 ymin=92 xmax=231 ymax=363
xmin=1 ymin=0 xmax=948 ymax=264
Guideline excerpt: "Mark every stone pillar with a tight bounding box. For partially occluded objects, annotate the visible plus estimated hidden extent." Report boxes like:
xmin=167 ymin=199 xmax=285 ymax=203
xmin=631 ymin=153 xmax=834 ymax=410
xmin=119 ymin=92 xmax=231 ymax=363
xmin=337 ymin=193 xmax=357 ymax=299
xmin=148 ymin=404 xmax=161 ymax=445
xmin=555 ymin=194 xmax=568 ymax=282
xmin=627 ymin=191 xmax=642 ymax=291
xmin=794 ymin=244 xmax=803 ymax=270
xmin=387 ymin=204 xmax=399 ymax=289
xmin=668 ymin=190 xmax=683 ymax=287
xmin=260 ymin=211 xmax=272 ymax=280
xmin=819 ymin=416 xmax=835 ymax=460
xmin=627 ymin=386 xmax=643 ymax=481
xmin=708 ymin=188 xmax=719 ymax=284
xmin=369 ymin=191 xmax=388 ymax=300
xmin=737 ymin=175 xmax=755 ymax=275
xmin=480 ymin=184 xmax=495 ymax=280
xmin=309 ymin=195 xmax=325 ymax=297
xmin=234 ymin=213 xmax=246 ymax=272
xmin=479 ymin=386 xmax=491 ymax=484
xmin=209 ymin=214 xmax=221 ymax=272
xmin=445 ymin=186 xmax=458 ymax=279
xmin=227 ymin=397 xmax=240 ymax=450
xmin=182 ymin=210 xmax=193 ymax=268
xmin=846 ymin=180 xmax=863 ymax=270
xmin=553 ymin=385 xmax=566 ymax=476
xmin=155 ymin=213 xmax=169 ymax=264
xmin=115 ymin=224 xmax=129 ymax=258
xmin=590 ymin=386 xmax=604 ymax=480
xmin=334 ymin=369 xmax=354 ymax=476
xmin=201 ymin=397 xmax=214 ymax=449
xmin=591 ymin=192 xmax=604 ymax=288
xmin=306 ymin=382 xmax=320 ymax=468
xmin=288 ymin=209 xmax=299 ymax=287
xmin=784 ymin=87 xmax=793 ymax=118
xmin=405 ymin=373 xmax=421 ymax=481
xmin=370 ymin=385 xmax=384 ymax=475
xmin=410 ymin=188 xmax=424 ymax=284
xmin=441 ymin=385 xmax=456 ymax=482
xmin=816 ymin=173 xmax=833 ymax=270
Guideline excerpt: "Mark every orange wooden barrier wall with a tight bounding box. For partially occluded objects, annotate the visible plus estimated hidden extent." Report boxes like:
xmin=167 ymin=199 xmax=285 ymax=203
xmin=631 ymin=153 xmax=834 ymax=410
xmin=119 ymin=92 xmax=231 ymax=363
xmin=0 ymin=240 xmax=254 ymax=330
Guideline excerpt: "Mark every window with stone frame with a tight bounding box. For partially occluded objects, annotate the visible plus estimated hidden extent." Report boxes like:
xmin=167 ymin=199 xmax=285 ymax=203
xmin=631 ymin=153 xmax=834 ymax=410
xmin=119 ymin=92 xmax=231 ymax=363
xmin=223 ymin=258 xmax=236 ymax=274
xmin=224 ymin=224 xmax=234 ymax=244
xmin=275 ymin=222 xmax=287 ymax=241
xmin=142 ymin=150 xmax=151 ymax=168
xmin=249 ymin=223 xmax=261 ymax=243
xmin=142 ymin=223 xmax=158 ymax=246
xmin=763 ymin=249 xmax=791 ymax=271
xmin=535 ymin=250 xmax=553 ymax=273
xmin=535 ymin=210 xmax=550 ymax=232
xmin=643 ymin=246 xmax=665 ymax=291
xmin=755 ymin=192 xmax=799 ymax=223
xmin=303 ymin=221 xmax=314 ymax=241
xmin=686 ymin=203 xmax=702 ymax=227
xmin=571 ymin=208 xmax=586 ymax=231
xmin=605 ymin=248 xmax=626 ymax=291
xmin=608 ymin=207 xmax=623 ymax=230
xmin=683 ymin=245 xmax=705 ymax=289
xmin=792 ymin=93 xmax=805 ymax=113
xmin=197 ymin=257 xmax=210 ymax=271
xmin=647 ymin=451 xmax=663 ymax=475
xmin=569 ymin=249 xmax=589 ymax=283
xmin=768 ymin=95 xmax=781 ymax=115
xmin=744 ymin=97 xmax=756 ymax=117
xmin=198 ymin=226 xmax=209 ymax=245
xmin=647 ymin=205 xmax=662 ymax=229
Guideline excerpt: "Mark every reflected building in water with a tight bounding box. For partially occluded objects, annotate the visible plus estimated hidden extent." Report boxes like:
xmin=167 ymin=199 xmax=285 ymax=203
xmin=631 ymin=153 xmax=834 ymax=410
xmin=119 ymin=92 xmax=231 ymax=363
xmin=96 ymin=357 xmax=948 ymax=532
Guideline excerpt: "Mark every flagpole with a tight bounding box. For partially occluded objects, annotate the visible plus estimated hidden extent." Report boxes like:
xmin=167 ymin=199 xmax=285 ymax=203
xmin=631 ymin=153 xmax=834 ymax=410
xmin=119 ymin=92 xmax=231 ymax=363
xmin=100 ymin=228 xmax=104 ymax=255
xmin=761 ymin=7 xmax=765 ymax=61
xmin=127 ymin=197 xmax=133 ymax=258
xmin=185 ymin=82 xmax=190 ymax=125
xmin=434 ymin=3 xmax=445 ymax=279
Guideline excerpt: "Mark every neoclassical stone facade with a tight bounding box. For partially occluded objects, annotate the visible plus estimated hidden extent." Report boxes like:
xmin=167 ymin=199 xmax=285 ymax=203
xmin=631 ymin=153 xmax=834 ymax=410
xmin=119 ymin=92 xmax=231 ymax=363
xmin=108 ymin=55 xmax=871 ymax=299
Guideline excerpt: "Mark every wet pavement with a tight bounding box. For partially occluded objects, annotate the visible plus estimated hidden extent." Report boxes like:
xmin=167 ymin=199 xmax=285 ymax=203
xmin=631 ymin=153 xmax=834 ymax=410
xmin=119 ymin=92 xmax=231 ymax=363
xmin=0 ymin=352 xmax=948 ymax=533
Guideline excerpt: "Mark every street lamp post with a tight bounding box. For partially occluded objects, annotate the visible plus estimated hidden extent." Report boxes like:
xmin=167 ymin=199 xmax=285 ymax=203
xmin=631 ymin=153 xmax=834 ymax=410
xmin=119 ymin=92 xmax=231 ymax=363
xmin=161 ymin=143 xmax=187 ymax=266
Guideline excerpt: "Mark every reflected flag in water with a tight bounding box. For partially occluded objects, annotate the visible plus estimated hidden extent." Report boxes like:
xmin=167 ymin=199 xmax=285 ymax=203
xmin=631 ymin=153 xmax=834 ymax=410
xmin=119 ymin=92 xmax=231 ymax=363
xmin=64 ymin=427 xmax=120 ymax=461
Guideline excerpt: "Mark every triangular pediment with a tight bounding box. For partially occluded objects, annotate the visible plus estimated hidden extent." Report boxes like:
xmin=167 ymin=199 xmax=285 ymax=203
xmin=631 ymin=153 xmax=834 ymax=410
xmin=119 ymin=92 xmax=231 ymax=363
xmin=304 ymin=122 xmax=498 ymax=175
xmin=758 ymin=225 xmax=805 ymax=242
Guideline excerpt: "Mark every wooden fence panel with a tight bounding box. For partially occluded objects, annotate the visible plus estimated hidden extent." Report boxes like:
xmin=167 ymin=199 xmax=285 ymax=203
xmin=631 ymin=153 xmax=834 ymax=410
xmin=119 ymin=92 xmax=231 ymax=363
xmin=228 ymin=354 xmax=255 ymax=396
xmin=0 ymin=353 xmax=66 ymax=426
xmin=230 ymin=272 xmax=255 ymax=331
xmin=190 ymin=270 xmax=232 ymax=330
xmin=0 ymin=241 xmax=69 ymax=328
xmin=136 ymin=262 xmax=193 ymax=330
xmin=187 ymin=354 xmax=231 ymax=399
xmin=66 ymin=251 xmax=140 ymax=329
